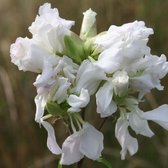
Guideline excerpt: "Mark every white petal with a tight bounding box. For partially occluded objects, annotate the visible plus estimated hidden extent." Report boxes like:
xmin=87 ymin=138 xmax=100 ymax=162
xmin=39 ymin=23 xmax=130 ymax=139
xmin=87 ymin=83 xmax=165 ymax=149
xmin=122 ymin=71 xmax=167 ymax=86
xmin=80 ymin=123 xmax=104 ymax=160
xmin=75 ymin=60 xmax=107 ymax=95
xmin=95 ymin=21 xmax=153 ymax=74
xmin=96 ymin=21 xmax=153 ymax=53
xmin=130 ymin=73 xmax=156 ymax=93
xmin=34 ymin=60 xmax=55 ymax=89
xmin=80 ymin=8 xmax=97 ymax=40
xmin=60 ymin=133 xmax=83 ymax=165
xmin=52 ymin=77 xmax=71 ymax=103
xmin=67 ymin=88 xmax=90 ymax=112
xmin=94 ymin=47 xmax=121 ymax=73
xmin=142 ymin=105 xmax=168 ymax=130
xmin=34 ymin=95 xmax=46 ymax=122
xmin=115 ymin=117 xmax=138 ymax=160
xmin=128 ymin=111 xmax=154 ymax=137
xmin=112 ymin=70 xmax=129 ymax=97
xmin=29 ymin=3 xmax=74 ymax=54
xmin=130 ymin=54 xmax=168 ymax=93
xmin=10 ymin=37 xmax=47 ymax=73
xmin=96 ymin=81 xmax=117 ymax=117
xmin=41 ymin=121 xmax=62 ymax=155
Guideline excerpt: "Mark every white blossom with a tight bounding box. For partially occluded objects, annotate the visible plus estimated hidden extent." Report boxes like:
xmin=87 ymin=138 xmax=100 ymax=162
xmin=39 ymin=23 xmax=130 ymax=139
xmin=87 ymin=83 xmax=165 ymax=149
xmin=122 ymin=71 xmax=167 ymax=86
xmin=75 ymin=60 xmax=107 ymax=95
xmin=115 ymin=105 xmax=168 ymax=159
xmin=67 ymin=88 xmax=90 ymax=112
xmin=10 ymin=37 xmax=57 ymax=73
xmin=29 ymin=3 xmax=74 ymax=54
xmin=94 ymin=21 xmax=153 ymax=73
xmin=60 ymin=123 xmax=103 ymax=165
xmin=96 ymin=70 xmax=129 ymax=118
xmin=130 ymin=54 xmax=168 ymax=94
xmin=54 ymin=56 xmax=79 ymax=83
xmin=10 ymin=5 xmax=168 ymax=164
xmin=34 ymin=57 xmax=77 ymax=121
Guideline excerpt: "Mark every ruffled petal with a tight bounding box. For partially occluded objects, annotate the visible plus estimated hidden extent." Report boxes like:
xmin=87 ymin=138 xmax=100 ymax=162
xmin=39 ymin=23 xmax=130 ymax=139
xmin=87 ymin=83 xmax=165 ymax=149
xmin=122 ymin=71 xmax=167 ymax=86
xmin=52 ymin=77 xmax=71 ymax=103
xmin=67 ymin=88 xmax=90 ymax=112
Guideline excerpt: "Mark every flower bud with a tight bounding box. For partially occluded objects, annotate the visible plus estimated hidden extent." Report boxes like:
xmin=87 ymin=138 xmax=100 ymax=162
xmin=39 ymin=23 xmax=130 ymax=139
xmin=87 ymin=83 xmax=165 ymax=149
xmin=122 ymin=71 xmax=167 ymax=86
xmin=112 ymin=71 xmax=129 ymax=97
xmin=64 ymin=32 xmax=86 ymax=64
xmin=80 ymin=9 xmax=97 ymax=40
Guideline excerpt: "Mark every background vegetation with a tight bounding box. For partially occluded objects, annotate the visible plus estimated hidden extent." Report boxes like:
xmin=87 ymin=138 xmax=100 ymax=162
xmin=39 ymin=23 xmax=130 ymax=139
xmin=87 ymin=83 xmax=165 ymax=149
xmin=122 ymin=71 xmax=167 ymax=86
xmin=0 ymin=0 xmax=168 ymax=167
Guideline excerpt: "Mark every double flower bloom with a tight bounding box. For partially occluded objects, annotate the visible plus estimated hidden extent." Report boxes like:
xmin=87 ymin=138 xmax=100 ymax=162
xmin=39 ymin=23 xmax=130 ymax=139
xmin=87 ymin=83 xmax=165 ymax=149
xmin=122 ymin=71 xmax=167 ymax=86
xmin=10 ymin=3 xmax=168 ymax=165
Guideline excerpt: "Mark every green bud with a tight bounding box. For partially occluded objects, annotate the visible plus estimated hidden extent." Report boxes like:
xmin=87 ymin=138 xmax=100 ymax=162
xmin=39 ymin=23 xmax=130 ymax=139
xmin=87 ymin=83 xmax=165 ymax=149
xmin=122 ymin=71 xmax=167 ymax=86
xmin=84 ymin=32 xmax=107 ymax=60
xmin=64 ymin=33 xmax=86 ymax=64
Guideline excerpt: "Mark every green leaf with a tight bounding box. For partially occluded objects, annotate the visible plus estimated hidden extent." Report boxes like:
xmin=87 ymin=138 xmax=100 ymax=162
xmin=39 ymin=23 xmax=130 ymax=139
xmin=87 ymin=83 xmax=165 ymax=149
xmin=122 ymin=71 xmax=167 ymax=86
xmin=64 ymin=33 xmax=86 ymax=64
xmin=97 ymin=156 xmax=112 ymax=168
xmin=46 ymin=101 xmax=68 ymax=116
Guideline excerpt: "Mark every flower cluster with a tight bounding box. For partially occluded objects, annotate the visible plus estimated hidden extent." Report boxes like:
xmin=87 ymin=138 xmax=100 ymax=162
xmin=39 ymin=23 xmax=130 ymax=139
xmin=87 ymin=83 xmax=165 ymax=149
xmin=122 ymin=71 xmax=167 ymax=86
xmin=10 ymin=3 xmax=168 ymax=165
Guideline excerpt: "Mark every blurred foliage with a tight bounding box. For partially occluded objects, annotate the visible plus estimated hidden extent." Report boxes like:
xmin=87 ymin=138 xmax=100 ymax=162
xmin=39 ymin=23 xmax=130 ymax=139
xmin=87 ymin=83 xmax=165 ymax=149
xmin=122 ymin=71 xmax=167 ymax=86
xmin=0 ymin=0 xmax=168 ymax=167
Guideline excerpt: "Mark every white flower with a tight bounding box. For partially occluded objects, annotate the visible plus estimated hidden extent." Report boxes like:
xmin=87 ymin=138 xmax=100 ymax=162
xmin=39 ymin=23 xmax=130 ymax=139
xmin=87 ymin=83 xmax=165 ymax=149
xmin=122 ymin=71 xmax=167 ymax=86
xmin=80 ymin=8 xmax=97 ymax=40
xmin=29 ymin=3 xmax=75 ymax=54
xmin=128 ymin=110 xmax=154 ymax=137
xmin=112 ymin=71 xmax=129 ymax=97
xmin=130 ymin=54 xmax=168 ymax=94
xmin=34 ymin=76 xmax=71 ymax=122
xmin=94 ymin=21 xmax=153 ymax=73
xmin=41 ymin=120 xmax=62 ymax=155
xmin=10 ymin=37 xmax=57 ymax=73
xmin=141 ymin=105 xmax=168 ymax=130
xmin=115 ymin=104 xmax=168 ymax=159
xmin=34 ymin=60 xmax=56 ymax=92
xmin=33 ymin=61 xmax=57 ymax=121
xmin=96 ymin=81 xmax=117 ymax=117
xmin=34 ymin=60 xmax=74 ymax=121
xmin=67 ymin=88 xmax=90 ymax=112
xmin=75 ymin=60 xmax=107 ymax=95
xmin=51 ymin=77 xmax=71 ymax=104
xmin=60 ymin=123 xmax=104 ymax=165
xmin=115 ymin=116 xmax=138 ymax=160
xmin=96 ymin=70 xmax=129 ymax=118
xmin=54 ymin=56 xmax=79 ymax=83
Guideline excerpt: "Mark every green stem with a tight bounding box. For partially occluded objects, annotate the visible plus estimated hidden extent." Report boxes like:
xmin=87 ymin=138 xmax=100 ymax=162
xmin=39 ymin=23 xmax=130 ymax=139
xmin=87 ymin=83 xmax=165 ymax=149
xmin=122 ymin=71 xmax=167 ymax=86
xmin=42 ymin=114 xmax=52 ymax=121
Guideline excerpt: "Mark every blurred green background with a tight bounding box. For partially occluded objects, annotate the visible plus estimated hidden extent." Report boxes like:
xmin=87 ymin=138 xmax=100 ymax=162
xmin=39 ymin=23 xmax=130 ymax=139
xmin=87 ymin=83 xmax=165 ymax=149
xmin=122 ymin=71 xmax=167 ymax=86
xmin=1 ymin=0 xmax=168 ymax=167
